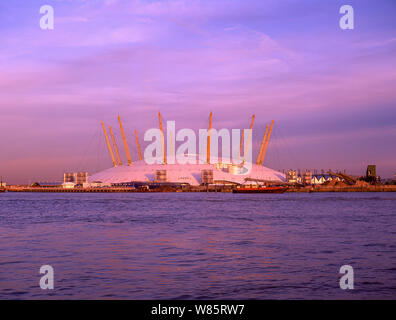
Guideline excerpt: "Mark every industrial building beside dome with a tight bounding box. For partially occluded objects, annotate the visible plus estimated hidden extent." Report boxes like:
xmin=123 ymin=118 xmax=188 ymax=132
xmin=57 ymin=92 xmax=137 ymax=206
xmin=89 ymin=113 xmax=285 ymax=186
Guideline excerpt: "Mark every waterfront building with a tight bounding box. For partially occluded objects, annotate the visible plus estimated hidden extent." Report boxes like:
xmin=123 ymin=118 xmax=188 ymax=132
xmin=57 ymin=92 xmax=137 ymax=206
xmin=63 ymin=172 xmax=88 ymax=185
xmin=62 ymin=182 xmax=76 ymax=189
xmin=89 ymin=113 xmax=286 ymax=186
xmin=302 ymin=170 xmax=312 ymax=185
xmin=286 ymin=170 xmax=298 ymax=184
xmin=83 ymin=181 xmax=112 ymax=188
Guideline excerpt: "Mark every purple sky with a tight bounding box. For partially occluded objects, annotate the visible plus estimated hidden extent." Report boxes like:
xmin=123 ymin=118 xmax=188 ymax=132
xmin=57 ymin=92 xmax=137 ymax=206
xmin=0 ymin=0 xmax=395 ymax=184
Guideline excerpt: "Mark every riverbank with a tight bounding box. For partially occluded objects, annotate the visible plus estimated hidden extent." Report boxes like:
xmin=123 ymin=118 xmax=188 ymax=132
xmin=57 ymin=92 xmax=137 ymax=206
xmin=4 ymin=185 xmax=396 ymax=193
xmin=4 ymin=186 xmax=234 ymax=193
xmin=287 ymin=185 xmax=396 ymax=192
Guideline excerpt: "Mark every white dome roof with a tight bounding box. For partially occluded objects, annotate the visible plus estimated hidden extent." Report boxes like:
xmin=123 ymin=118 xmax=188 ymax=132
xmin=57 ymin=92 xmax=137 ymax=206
xmin=89 ymin=156 xmax=285 ymax=186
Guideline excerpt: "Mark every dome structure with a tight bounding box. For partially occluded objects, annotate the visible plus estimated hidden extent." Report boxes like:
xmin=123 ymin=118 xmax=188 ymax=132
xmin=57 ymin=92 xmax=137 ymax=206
xmin=94 ymin=114 xmax=284 ymax=186
xmin=88 ymin=156 xmax=285 ymax=186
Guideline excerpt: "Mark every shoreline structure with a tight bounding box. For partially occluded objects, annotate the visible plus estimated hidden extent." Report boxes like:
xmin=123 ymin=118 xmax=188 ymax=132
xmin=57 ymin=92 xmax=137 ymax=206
xmin=4 ymin=185 xmax=396 ymax=193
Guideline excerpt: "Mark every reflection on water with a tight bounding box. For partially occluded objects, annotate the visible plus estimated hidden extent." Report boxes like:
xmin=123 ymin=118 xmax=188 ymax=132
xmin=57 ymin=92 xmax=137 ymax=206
xmin=0 ymin=192 xmax=396 ymax=299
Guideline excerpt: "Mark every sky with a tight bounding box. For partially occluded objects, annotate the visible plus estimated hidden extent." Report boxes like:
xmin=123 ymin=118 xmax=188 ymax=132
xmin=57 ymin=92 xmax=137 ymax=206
xmin=0 ymin=0 xmax=395 ymax=184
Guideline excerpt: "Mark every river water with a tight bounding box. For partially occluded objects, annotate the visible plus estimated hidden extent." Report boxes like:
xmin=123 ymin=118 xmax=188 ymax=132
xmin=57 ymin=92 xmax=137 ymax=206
xmin=0 ymin=192 xmax=395 ymax=299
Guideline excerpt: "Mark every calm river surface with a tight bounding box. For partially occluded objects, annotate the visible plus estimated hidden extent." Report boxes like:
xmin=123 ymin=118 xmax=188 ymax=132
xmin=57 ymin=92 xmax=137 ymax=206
xmin=0 ymin=192 xmax=395 ymax=299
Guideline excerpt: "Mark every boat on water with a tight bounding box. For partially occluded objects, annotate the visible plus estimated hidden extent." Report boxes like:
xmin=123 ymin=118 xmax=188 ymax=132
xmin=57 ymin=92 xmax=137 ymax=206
xmin=233 ymin=185 xmax=288 ymax=194
xmin=0 ymin=188 xmax=5 ymax=193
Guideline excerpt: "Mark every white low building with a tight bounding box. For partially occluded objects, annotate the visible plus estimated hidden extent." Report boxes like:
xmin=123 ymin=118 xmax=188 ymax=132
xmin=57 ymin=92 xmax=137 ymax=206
xmin=83 ymin=181 xmax=112 ymax=188
xmin=62 ymin=182 xmax=76 ymax=189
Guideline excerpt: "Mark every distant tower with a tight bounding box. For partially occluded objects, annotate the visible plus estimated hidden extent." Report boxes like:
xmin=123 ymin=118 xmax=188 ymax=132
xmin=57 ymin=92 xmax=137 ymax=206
xmin=366 ymin=165 xmax=377 ymax=183
xmin=64 ymin=172 xmax=74 ymax=183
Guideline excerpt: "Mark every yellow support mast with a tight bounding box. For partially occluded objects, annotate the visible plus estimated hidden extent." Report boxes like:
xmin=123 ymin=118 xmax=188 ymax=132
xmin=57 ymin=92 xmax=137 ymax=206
xmin=101 ymin=121 xmax=117 ymax=167
xmin=158 ymin=112 xmax=167 ymax=164
xmin=109 ymin=126 xmax=122 ymax=166
xmin=260 ymin=120 xmax=274 ymax=165
xmin=207 ymin=112 xmax=213 ymax=164
xmin=242 ymin=114 xmax=255 ymax=164
xmin=239 ymin=114 xmax=255 ymax=158
xmin=134 ymin=129 xmax=143 ymax=161
xmin=239 ymin=130 xmax=244 ymax=158
xmin=256 ymin=124 xmax=269 ymax=164
xmin=118 ymin=115 xmax=132 ymax=166
xmin=169 ymin=130 xmax=174 ymax=157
